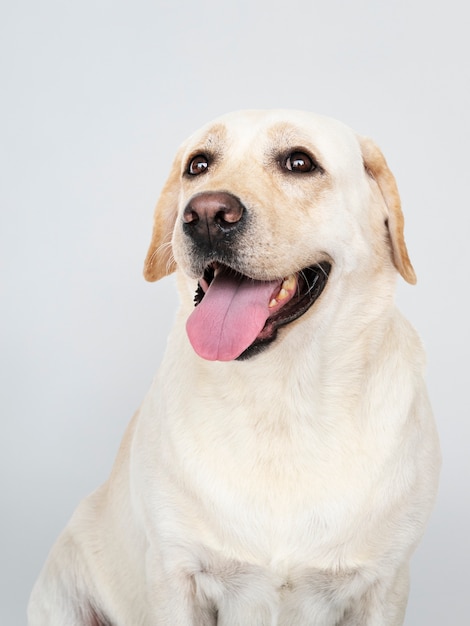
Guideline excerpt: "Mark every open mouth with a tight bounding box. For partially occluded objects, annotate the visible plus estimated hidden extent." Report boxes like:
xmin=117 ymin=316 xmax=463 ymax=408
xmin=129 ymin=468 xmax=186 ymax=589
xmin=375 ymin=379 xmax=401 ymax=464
xmin=186 ymin=261 xmax=331 ymax=361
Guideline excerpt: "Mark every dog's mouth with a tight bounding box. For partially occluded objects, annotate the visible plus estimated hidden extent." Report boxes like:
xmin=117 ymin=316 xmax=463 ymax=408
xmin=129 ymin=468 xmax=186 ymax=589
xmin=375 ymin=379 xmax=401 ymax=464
xmin=186 ymin=261 xmax=331 ymax=361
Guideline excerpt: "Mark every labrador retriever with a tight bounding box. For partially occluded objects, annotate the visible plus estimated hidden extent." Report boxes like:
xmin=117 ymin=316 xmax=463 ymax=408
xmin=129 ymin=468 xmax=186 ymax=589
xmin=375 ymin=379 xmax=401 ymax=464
xmin=28 ymin=110 xmax=441 ymax=625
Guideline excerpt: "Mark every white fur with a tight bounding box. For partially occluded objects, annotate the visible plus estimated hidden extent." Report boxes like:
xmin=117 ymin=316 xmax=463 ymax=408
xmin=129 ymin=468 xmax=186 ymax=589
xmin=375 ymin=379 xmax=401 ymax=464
xmin=28 ymin=110 xmax=440 ymax=625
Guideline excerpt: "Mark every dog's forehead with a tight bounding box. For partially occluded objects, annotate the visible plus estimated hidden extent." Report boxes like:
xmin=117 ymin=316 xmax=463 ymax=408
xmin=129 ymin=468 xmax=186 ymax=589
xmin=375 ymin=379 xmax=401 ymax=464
xmin=184 ymin=110 xmax=361 ymax=168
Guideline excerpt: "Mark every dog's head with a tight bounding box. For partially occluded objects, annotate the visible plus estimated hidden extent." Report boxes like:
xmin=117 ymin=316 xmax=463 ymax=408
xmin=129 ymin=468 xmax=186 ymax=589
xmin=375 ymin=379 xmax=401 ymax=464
xmin=143 ymin=110 xmax=415 ymax=362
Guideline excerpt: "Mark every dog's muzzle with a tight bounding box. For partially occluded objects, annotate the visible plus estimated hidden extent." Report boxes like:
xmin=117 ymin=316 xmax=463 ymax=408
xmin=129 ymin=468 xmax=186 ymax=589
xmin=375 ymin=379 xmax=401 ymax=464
xmin=181 ymin=191 xmax=331 ymax=362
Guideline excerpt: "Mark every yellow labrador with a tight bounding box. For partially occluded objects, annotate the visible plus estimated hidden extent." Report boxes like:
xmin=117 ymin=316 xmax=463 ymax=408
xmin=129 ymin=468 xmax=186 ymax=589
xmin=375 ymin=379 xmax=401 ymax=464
xmin=29 ymin=110 xmax=441 ymax=625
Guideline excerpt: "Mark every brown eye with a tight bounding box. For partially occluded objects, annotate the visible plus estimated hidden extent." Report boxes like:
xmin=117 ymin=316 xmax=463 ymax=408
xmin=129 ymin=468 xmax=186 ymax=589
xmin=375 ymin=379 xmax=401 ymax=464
xmin=284 ymin=151 xmax=316 ymax=173
xmin=188 ymin=154 xmax=209 ymax=176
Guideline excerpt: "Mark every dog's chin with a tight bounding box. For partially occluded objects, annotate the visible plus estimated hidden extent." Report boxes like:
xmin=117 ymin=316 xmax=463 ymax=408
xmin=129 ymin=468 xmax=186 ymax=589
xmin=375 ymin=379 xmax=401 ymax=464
xmin=192 ymin=261 xmax=332 ymax=361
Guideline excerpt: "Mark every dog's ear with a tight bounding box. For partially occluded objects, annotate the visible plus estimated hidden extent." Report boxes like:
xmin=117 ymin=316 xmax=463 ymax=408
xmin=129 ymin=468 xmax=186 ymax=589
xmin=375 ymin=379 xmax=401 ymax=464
xmin=359 ymin=136 xmax=417 ymax=284
xmin=143 ymin=149 xmax=184 ymax=282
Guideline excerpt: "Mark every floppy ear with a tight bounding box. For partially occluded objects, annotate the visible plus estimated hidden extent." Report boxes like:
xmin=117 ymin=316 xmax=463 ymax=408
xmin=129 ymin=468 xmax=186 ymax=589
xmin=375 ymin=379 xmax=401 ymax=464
xmin=359 ymin=136 xmax=417 ymax=285
xmin=143 ymin=149 xmax=184 ymax=282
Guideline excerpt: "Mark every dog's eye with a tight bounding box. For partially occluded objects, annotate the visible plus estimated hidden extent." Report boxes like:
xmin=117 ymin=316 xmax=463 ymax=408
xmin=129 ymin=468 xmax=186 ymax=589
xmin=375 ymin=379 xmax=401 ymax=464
xmin=187 ymin=154 xmax=209 ymax=176
xmin=284 ymin=151 xmax=316 ymax=173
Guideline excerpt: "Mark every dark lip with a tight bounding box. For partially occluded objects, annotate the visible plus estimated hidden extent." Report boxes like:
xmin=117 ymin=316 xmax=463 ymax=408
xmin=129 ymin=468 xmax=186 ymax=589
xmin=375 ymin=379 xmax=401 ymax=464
xmin=193 ymin=261 xmax=332 ymax=360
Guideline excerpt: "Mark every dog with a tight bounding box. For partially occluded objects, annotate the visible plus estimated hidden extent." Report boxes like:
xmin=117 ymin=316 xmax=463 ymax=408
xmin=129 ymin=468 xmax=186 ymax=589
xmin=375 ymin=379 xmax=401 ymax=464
xmin=28 ymin=110 xmax=441 ymax=625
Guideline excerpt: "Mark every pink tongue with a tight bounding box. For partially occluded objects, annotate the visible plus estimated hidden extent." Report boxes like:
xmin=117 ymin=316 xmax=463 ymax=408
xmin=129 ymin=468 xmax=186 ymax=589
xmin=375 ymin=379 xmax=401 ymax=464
xmin=186 ymin=270 xmax=281 ymax=361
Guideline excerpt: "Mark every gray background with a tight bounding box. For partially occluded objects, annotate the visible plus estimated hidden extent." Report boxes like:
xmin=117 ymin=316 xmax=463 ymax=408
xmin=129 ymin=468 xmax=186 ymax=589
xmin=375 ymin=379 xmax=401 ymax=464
xmin=1 ymin=1 xmax=468 ymax=624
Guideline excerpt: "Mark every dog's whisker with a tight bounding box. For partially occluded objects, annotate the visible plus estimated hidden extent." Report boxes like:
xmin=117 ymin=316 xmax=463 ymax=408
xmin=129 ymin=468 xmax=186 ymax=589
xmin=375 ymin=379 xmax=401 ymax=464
xmin=315 ymin=262 xmax=330 ymax=279
xmin=306 ymin=274 xmax=320 ymax=296
xmin=297 ymin=268 xmax=319 ymax=299
xmin=156 ymin=241 xmax=175 ymax=274
xmin=297 ymin=269 xmax=308 ymax=298
xmin=155 ymin=240 xmax=172 ymax=258
xmin=148 ymin=240 xmax=174 ymax=274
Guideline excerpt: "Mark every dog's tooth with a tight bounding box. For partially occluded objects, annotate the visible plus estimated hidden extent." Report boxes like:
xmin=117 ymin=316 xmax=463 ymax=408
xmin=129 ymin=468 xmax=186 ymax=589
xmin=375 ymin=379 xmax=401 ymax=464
xmin=278 ymin=288 xmax=288 ymax=301
xmin=269 ymin=298 xmax=278 ymax=308
xmin=282 ymin=275 xmax=296 ymax=291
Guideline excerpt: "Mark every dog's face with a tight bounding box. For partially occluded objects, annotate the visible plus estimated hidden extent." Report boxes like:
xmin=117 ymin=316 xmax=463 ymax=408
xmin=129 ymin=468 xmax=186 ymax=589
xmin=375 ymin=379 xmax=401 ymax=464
xmin=144 ymin=110 xmax=415 ymax=361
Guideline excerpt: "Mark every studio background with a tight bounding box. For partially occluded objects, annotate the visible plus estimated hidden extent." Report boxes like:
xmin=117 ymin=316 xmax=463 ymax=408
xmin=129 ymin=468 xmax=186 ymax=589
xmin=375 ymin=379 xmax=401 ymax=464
xmin=1 ymin=1 xmax=468 ymax=624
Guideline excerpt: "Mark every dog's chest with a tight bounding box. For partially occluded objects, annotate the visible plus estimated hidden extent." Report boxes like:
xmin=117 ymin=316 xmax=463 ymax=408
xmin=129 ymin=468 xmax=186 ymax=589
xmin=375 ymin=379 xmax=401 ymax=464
xmin=149 ymin=359 xmax=404 ymax=577
xmin=158 ymin=398 xmax=382 ymax=568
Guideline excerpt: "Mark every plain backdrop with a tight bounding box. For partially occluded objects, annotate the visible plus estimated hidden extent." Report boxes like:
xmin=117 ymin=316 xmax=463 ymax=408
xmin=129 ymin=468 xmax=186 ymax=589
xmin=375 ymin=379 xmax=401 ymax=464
xmin=1 ymin=1 xmax=468 ymax=624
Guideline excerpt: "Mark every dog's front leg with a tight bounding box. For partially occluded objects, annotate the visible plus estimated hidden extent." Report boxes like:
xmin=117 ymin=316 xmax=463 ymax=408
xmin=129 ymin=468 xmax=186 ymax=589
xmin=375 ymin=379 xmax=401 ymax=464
xmin=193 ymin=563 xmax=281 ymax=626
xmin=277 ymin=565 xmax=409 ymax=626
xmin=160 ymin=556 xmax=280 ymax=626
xmin=338 ymin=566 xmax=410 ymax=626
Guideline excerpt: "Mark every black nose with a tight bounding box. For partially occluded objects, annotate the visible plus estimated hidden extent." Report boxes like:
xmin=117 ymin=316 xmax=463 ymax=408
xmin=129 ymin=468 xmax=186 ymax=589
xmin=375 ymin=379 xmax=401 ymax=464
xmin=183 ymin=191 xmax=245 ymax=249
